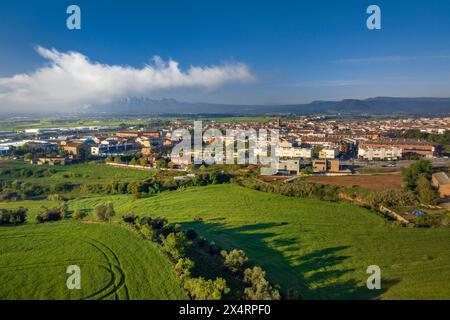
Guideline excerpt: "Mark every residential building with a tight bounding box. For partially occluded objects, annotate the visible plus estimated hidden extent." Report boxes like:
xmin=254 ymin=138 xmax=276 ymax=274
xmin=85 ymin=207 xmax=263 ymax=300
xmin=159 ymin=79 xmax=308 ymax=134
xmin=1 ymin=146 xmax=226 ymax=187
xmin=0 ymin=146 xmax=10 ymax=156
xmin=358 ymin=145 xmax=402 ymax=160
xmin=277 ymin=159 xmax=301 ymax=175
xmin=91 ymin=139 xmax=136 ymax=157
xmin=358 ymin=140 xmax=439 ymax=159
xmin=61 ymin=141 xmax=90 ymax=156
xmin=319 ymin=148 xmax=340 ymax=159
xmin=312 ymin=159 xmax=341 ymax=173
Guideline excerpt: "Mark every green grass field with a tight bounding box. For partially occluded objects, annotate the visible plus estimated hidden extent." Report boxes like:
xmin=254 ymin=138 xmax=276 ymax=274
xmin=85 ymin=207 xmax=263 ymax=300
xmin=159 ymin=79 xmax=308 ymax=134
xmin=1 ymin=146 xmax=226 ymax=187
xmin=1 ymin=162 xmax=156 ymax=184
xmin=64 ymin=185 xmax=450 ymax=300
xmin=1 ymin=183 xmax=450 ymax=299
xmin=0 ymin=221 xmax=186 ymax=300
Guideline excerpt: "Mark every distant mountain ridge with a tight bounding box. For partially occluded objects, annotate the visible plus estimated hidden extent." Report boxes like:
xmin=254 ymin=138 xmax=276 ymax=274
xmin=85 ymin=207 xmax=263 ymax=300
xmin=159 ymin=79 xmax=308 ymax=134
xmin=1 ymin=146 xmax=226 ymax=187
xmin=88 ymin=97 xmax=450 ymax=116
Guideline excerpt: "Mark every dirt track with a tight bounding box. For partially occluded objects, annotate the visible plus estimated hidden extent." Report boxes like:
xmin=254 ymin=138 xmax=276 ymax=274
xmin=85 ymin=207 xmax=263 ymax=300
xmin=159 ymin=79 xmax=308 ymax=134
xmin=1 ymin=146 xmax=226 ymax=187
xmin=306 ymin=173 xmax=403 ymax=191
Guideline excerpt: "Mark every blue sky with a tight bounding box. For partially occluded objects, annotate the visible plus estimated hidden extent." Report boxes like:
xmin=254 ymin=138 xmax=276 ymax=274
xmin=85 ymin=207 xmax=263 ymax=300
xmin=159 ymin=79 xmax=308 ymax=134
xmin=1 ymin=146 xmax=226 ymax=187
xmin=1 ymin=0 xmax=450 ymax=110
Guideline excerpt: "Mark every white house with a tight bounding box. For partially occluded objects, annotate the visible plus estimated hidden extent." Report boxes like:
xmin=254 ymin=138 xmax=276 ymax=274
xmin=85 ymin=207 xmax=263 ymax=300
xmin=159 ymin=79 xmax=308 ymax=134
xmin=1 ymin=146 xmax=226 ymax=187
xmin=358 ymin=146 xmax=402 ymax=160
xmin=319 ymin=148 xmax=340 ymax=159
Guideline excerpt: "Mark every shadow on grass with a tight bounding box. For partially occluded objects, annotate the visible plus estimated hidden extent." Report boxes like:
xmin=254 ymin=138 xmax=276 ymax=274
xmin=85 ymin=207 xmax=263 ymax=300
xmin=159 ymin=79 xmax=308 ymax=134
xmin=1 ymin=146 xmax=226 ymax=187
xmin=181 ymin=220 xmax=399 ymax=300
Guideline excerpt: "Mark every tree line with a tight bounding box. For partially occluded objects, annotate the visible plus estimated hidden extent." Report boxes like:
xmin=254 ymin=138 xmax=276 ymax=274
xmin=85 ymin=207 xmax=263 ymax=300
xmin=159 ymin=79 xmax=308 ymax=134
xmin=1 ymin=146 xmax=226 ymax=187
xmin=121 ymin=213 xmax=281 ymax=300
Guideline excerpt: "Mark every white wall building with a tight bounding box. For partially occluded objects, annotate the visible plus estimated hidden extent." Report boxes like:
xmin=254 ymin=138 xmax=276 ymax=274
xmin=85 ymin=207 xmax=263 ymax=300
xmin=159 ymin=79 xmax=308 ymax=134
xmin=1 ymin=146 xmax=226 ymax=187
xmin=277 ymin=141 xmax=312 ymax=158
xmin=319 ymin=148 xmax=340 ymax=159
xmin=358 ymin=146 xmax=402 ymax=160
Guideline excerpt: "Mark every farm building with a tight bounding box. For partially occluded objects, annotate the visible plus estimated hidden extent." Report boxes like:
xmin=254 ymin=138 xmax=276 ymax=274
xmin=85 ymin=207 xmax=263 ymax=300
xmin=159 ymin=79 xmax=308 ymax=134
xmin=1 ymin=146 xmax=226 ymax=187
xmin=431 ymin=172 xmax=450 ymax=198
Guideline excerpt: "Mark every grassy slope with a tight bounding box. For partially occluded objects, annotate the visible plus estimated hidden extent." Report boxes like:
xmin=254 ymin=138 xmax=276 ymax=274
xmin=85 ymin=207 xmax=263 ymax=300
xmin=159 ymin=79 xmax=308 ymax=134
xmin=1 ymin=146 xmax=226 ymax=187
xmin=1 ymin=162 xmax=156 ymax=184
xmin=0 ymin=221 xmax=186 ymax=300
xmin=65 ymin=185 xmax=450 ymax=300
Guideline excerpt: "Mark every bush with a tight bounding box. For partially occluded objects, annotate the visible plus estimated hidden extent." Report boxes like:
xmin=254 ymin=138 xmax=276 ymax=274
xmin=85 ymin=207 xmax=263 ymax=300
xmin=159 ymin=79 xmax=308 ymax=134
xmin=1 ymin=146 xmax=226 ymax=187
xmin=183 ymin=277 xmax=230 ymax=300
xmin=47 ymin=194 xmax=65 ymax=201
xmin=162 ymin=232 xmax=187 ymax=259
xmin=36 ymin=205 xmax=67 ymax=223
xmin=416 ymin=175 xmax=438 ymax=205
xmin=0 ymin=207 xmax=27 ymax=225
xmin=0 ymin=189 xmax=22 ymax=201
xmin=140 ymin=224 xmax=156 ymax=240
xmin=72 ymin=208 xmax=86 ymax=220
xmin=221 ymin=249 xmax=249 ymax=273
xmin=95 ymin=202 xmax=115 ymax=222
xmin=401 ymin=160 xmax=433 ymax=190
xmin=174 ymin=258 xmax=195 ymax=281
xmin=122 ymin=214 xmax=137 ymax=224
xmin=367 ymin=189 xmax=417 ymax=208
xmin=243 ymin=266 xmax=281 ymax=300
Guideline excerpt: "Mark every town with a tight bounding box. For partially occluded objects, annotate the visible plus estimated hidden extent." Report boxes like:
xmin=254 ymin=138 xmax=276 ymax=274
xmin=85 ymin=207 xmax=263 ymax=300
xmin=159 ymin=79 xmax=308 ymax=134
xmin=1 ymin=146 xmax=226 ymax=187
xmin=1 ymin=115 xmax=448 ymax=177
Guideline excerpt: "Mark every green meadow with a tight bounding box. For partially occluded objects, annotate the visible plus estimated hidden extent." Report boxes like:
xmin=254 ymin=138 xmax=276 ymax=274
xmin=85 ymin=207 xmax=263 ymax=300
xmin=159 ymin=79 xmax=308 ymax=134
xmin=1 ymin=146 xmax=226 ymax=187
xmin=0 ymin=162 xmax=156 ymax=184
xmin=5 ymin=184 xmax=448 ymax=299
xmin=0 ymin=221 xmax=186 ymax=300
xmin=1 ymin=181 xmax=450 ymax=299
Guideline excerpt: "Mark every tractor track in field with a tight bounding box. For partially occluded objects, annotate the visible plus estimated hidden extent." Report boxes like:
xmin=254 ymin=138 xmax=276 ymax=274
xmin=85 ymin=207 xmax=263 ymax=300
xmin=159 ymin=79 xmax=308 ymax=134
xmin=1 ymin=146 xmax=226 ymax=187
xmin=0 ymin=233 xmax=130 ymax=300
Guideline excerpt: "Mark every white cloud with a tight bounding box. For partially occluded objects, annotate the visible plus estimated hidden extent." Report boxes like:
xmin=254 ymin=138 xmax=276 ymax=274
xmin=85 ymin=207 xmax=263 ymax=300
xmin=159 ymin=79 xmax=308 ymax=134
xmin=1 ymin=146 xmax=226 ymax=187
xmin=0 ymin=46 xmax=255 ymax=112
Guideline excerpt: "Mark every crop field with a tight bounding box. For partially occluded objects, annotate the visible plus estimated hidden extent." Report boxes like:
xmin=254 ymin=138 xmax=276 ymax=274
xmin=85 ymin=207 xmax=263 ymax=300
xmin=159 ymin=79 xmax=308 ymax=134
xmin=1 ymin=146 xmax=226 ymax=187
xmin=54 ymin=184 xmax=450 ymax=300
xmin=306 ymin=173 xmax=403 ymax=191
xmin=0 ymin=221 xmax=186 ymax=300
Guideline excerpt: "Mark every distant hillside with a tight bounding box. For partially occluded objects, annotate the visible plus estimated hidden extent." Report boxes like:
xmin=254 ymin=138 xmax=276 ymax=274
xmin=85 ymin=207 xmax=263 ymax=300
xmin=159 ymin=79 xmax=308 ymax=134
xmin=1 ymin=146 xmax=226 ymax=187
xmin=88 ymin=97 xmax=450 ymax=116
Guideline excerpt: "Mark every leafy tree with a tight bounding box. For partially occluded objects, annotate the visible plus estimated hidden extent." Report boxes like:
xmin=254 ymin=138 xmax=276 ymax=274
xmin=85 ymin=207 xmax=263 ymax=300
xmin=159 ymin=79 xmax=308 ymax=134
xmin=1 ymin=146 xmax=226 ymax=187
xmin=72 ymin=208 xmax=86 ymax=220
xmin=114 ymin=156 xmax=122 ymax=164
xmin=36 ymin=205 xmax=66 ymax=223
xmin=24 ymin=153 xmax=34 ymax=161
xmin=416 ymin=175 xmax=438 ymax=204
xmin=367 ymin=189 xmax=417 ymax=208
xmin=243 ymin=266 xmax=281 ymax=300
xmin=0 ymin=207 xmax=27 ymax=225
xmin=183 ymin=277 xmax=230 ymax=300
xmin=95 ymin=203 xmax=115 ymax=222
xmin=221 ymin=249 xmax=248 ymax=273
xmin=95 ymin=204 xmax=107 ymax=221
xmin=140 ymin=224 xmax=156 ymax=241
xmin=105 ymin=202 xmax=116 ymax=222
xmin=162 ymin=232 xmax=187 ymax=259
xmin=174 ymin=258 xmax=195 ymax=281
xmin=122 ymin=214 xmax=137 ymax=224
xmin=401 ymin=160 xmax=433 ymax=190
xmin=129 ymin=158 xmax=137 ymax=165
